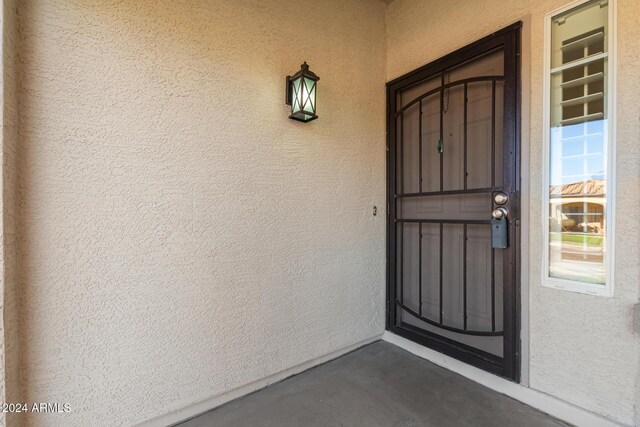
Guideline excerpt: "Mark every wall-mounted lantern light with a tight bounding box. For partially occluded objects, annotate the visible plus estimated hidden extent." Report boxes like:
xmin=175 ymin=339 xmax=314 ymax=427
xmin=285 ymin=62 xmax=319 ymax=122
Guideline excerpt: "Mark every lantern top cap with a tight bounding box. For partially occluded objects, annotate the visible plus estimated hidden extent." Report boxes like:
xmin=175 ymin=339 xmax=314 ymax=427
xmin=291 ymin=61 xmax=319 ymax=81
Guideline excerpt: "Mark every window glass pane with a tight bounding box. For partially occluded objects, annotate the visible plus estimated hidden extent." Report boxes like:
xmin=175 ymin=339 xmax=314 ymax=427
xmin=550 ymin=0 xmax=608 ymax=69
xmin=548 ymin=0 xmax=608 ymax=285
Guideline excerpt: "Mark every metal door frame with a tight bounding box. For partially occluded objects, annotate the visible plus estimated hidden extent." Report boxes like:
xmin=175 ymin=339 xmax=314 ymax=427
xmin=386 ymin=22 xmax=521 ymax=381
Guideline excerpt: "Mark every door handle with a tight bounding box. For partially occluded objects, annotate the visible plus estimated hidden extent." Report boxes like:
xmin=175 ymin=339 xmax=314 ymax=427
xmin=491 ymin=207 xmax=508 ymax=219
xmin=491 ymin=208 xmax=508 ymax=248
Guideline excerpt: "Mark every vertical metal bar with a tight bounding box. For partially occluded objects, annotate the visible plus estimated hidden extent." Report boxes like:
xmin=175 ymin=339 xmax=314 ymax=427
xmin=491 ymin=247 xmax=496 ymax=332
xmin=400 ymin=222 xmax=404 ymax=306
xmin=387 ymin=84 xmax=395 ymax=330
xmin=491 ymin=80 xmax=496 ymax=188
xmin=419 ymin=223 xmax=423 ymax=316
xmin=419 ymin=100 xmax=423 ymax=193
xmin=464 ymin=83 xmax=468 ymax=190
xmin=440 ymin=73 xmax=445 ymax=192
xmin=502 ymin=25 xmax=522 ymax=382
xmin=399 ymin=93 xmax=405 ymax=312
xmin=401 ymin=92 xmax=404 ymax=195
xmin=439 ymin=222 xmax=444 ymax=325
xmin=463 ymin=224 xmax=468 ymax=330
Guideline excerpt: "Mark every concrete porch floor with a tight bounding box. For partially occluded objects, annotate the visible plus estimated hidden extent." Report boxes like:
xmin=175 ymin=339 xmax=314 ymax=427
xmin=177 ymin=341 xmax=565 ymax=427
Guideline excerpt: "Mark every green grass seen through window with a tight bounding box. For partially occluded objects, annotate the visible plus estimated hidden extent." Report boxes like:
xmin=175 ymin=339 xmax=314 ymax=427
xmin=549 ymin=232 xmax=603 ymax=246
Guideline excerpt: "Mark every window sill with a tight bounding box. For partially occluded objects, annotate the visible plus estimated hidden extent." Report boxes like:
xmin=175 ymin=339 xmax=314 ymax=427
xmin=542 ymin=277 xmax=613 ymax=297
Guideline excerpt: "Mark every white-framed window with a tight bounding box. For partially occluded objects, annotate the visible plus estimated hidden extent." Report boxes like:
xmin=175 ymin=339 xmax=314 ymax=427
xmin=542 ymin=0 xmax=615 ymax=296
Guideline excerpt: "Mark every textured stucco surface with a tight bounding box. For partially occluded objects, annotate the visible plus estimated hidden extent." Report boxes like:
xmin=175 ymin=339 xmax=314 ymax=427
xmin=2 ymin=0 xmax=19 ymax=426
xmin=387 ymin=0 xmax=640 ymax=425
xmin=14 ymin=0 xmax=386 ymax=425
xmin=7 ymin=0 xmax=640 ymax=426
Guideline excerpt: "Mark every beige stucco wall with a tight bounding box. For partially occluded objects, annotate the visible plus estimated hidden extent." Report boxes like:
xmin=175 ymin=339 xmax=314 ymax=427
xmin=6 ymin=0 xmax=639 ymax=425
xmin=2 ymin=0 xmax=19 ymax=426
xmin=13 ymin=0 xmax=386 ymax=425
xmin=387 ymin=0 xmax=640 ymax=425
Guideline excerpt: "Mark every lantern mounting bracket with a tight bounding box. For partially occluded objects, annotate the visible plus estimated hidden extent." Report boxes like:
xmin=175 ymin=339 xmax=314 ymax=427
xmin=285 ymin=75 xmax=292 ymax=106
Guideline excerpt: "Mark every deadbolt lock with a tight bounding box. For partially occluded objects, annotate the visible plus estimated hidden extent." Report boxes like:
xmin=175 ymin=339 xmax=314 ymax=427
xmin=494 ymin=192 xmax=508 ymax=205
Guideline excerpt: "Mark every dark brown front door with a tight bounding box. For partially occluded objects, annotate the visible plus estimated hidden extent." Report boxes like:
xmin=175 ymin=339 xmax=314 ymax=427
xmin=386 ymin=23 xmax=521 ymax=381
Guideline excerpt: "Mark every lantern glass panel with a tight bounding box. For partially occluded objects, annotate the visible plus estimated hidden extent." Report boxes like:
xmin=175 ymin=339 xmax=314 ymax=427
xmin=303 ymin=77 xmax=316 ymax=113
xmin=292 ymin=77 xmax=302 ymax=113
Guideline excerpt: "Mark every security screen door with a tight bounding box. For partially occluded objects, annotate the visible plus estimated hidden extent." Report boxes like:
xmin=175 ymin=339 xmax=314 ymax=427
xmin=386 ymin=24 xmax=521 ymax=380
